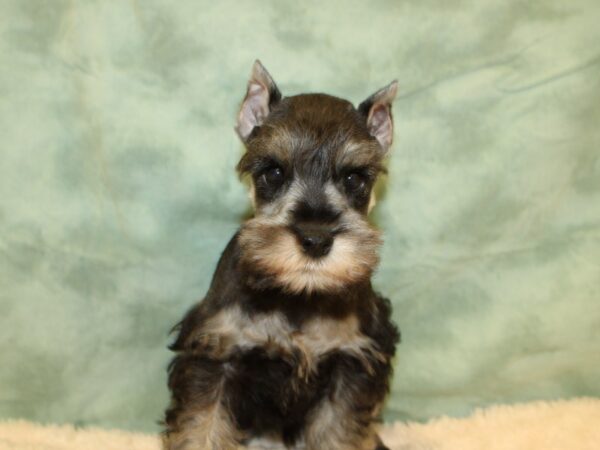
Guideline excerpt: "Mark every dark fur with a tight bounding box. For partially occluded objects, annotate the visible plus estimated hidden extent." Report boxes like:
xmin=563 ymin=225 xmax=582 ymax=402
xmin=164 ymin=62 xmax=399 ymax=450
xmin=167 ymin=236 xmax=398 ymax=446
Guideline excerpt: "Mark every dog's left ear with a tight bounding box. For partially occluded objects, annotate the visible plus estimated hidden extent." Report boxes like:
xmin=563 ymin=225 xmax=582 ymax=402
xmin=358 ymin=81 xmax=398 ymax=153
xmin=236 ymin=60 xmax=282 ymax=141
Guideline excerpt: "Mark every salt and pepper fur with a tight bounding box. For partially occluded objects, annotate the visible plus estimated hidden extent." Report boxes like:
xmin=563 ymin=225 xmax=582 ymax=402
xmin=164 ymin=61 xmax=400 ymax=450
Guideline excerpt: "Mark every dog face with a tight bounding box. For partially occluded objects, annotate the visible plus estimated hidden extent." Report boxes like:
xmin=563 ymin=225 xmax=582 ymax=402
xmin=235 ymin=61 xmax=397 ymax=294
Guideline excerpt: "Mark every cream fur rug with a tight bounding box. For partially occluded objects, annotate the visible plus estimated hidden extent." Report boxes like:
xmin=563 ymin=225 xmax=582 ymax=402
xmin=0 ymin=398 xmax=598 ymax=450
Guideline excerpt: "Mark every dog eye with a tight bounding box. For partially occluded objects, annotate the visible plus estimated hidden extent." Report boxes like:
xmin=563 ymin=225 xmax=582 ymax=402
xmin=262 ymin=166 xmax=284 ymax=188
xmin=344 ymin=172 xmax=366 ymax=192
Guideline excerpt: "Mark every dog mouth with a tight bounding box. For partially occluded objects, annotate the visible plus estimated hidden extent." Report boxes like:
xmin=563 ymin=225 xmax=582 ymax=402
xmin=238 ymin=218 xmax=380 ymax=294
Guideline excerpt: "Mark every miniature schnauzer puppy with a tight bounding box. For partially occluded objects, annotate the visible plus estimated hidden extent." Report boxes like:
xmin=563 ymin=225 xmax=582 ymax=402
xmin=164 ymin=60 xmax=400 ymax=450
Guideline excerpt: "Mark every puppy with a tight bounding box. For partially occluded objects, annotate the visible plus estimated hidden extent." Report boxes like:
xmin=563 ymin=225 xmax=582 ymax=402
xmin=164 ymin=60 xmax=400 ymax=450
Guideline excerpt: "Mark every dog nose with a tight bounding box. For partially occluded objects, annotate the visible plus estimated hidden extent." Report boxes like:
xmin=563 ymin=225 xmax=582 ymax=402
xmin=295 ymin=227 xmax=334 ymax=258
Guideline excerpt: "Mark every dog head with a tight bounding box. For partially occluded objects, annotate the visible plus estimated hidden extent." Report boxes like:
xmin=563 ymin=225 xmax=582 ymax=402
xmin=235 ymin=61 xmax=397 ymax=294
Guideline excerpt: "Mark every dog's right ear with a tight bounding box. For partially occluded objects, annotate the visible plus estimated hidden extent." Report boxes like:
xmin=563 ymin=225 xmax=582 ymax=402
xmin=236 ymin=60 xmax=282 ymax=141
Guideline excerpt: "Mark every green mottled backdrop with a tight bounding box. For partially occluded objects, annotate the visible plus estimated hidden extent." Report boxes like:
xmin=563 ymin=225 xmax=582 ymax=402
xmin=1 ymin=0 xmax=599 ymax=433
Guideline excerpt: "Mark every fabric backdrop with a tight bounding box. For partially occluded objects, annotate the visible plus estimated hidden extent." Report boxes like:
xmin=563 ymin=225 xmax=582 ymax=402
xmin=1 ymin=0 xmax=599 ymax=433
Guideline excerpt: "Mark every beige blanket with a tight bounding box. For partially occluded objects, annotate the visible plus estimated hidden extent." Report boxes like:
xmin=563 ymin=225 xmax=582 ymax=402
xmin=1 ymin=398 xmax=598 ymax=450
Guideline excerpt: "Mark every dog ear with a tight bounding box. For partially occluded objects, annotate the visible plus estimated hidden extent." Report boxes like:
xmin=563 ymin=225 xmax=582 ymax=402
xmin=236 ymin=60 xmax=282 ymax=141
xmin=358 ymin=81 xmax=398 ymax=152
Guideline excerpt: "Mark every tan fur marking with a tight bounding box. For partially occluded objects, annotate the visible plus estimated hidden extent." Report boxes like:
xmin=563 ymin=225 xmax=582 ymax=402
xmin=243 ymin=123 xmax=307 ymax=171
xmin=248 ymin=181 xmax=256 ymax=209
xmin=187 ymin=307 xmax=383 ymax=377
xmin=238 ymin=215 xmax=380 ymax=294
xmin=304 ymin=377 xmax=378 ymax=450
xmin=337 ymin=140 xmax=383 ymax=169
xmin=368 ymin=191 xmax=377 ymax=213
xmin=300 ymin=316 xmax=386 ymax=375
xmin=164 ymin=380 xmax=241 ymax=450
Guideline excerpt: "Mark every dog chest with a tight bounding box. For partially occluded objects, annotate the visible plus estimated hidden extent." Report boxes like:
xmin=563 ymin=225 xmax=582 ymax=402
xmin=188 ymin=305 xmax=382 ymax=374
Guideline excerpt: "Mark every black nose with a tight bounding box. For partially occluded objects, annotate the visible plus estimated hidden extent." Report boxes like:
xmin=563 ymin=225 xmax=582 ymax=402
xmin=294 ymin=226 xmax=334 ymax=258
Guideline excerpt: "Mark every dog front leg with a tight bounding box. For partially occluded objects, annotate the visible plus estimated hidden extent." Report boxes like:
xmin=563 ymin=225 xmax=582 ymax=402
xmin=302 ymin=355 xmax=392 ymax=450
xmin=303 ymin=395 xmax=379 ymax=450
xmin=164 ymin=356 xmax=243 ymax=450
